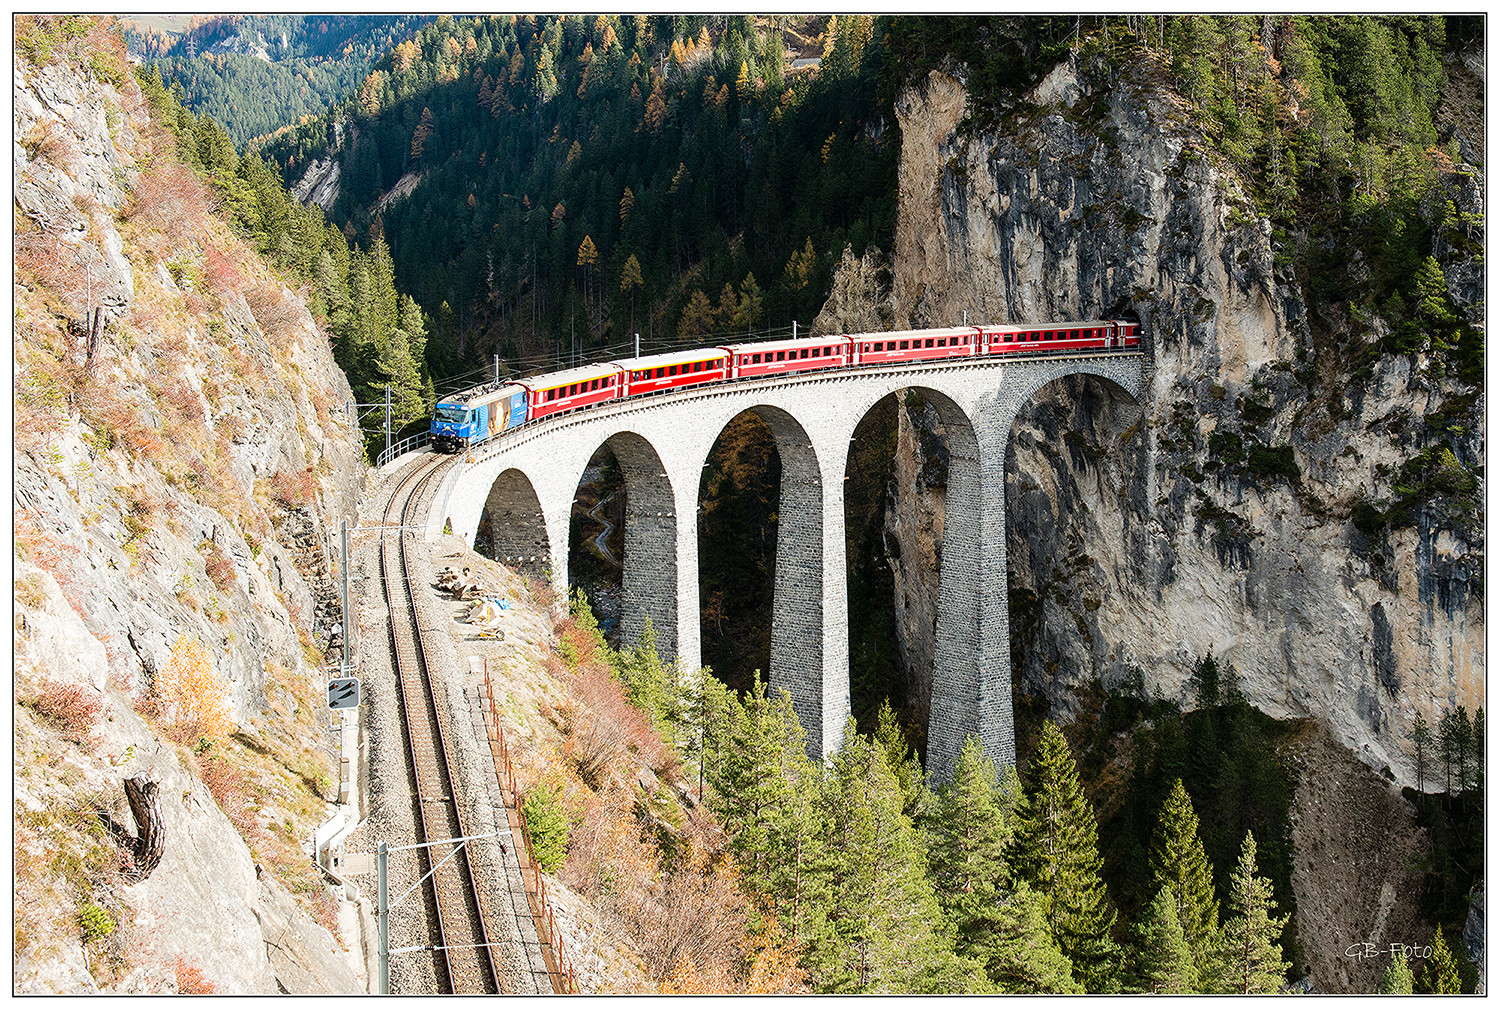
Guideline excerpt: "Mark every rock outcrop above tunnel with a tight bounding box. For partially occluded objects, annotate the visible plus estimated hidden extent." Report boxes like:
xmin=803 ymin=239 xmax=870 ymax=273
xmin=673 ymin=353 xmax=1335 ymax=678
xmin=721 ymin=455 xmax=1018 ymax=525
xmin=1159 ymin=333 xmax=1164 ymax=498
xmin=880 ymin=56 xmax=1482 ymax=788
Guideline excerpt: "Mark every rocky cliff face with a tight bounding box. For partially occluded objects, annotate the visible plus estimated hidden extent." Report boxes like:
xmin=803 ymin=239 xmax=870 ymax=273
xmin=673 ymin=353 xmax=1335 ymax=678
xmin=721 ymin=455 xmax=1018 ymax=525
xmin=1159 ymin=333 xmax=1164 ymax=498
xmin=880 ymin=57 xmax=1482 ymax=789
xmin=14 ymin=24 xmax=369 ymax=993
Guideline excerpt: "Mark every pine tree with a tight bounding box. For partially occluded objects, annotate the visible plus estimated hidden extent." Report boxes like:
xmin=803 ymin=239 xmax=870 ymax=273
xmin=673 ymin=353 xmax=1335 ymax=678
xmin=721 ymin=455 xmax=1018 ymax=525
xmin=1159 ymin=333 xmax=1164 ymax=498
xmin=1009 ymin=720 xmax=1120 ymax=992
xmin=733 ymin=271 xmax=764 ymax=333
xmin=1416 ymin=925 xmax=1462 ymax=994
xmin=924 ymin=737 xmax=1073 ymax=992
xmin=1212 ymin=831 xmax=1289 ymax=994
xmin=619 ymin=253 xmax=643 ymax=337
xmin=1439 ymin=709 xmax=1457 ymax=794
xmin=1411 ymin=711 xmax=1432 ymax=793
xmin=1470 ymin=709 xmax=1484 ymax=791
xmin=873 ymin=698 xmax=925 ymax=818
xmin=1148 ymin=778 xmax=1220 ymax=982
xmin=1128 ymin=886 xmax=1194 ymax=993
xmin=1377 ymin=954 xmax=1415 ymax=994
xmin=612 ymin=617 xmax=679 ymax=744
xmin=985 ymin=881 xmax=1080 ymax=994
xmin=810 ymin=726 xmax=955 ymax=992
xmin=923 ymin=736 xmax=1012 ymax=945
xmin=677 ymin=289 xmax=714 ymax=342
xmin=1452 ymin=706 xmax=1472 ymax=792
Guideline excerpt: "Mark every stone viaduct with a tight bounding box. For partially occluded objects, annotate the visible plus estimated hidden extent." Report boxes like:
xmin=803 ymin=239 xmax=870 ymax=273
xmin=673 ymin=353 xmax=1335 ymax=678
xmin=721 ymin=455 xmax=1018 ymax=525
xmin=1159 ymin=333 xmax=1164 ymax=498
xmin=424 ymin=353 xmax=1142 ymax=781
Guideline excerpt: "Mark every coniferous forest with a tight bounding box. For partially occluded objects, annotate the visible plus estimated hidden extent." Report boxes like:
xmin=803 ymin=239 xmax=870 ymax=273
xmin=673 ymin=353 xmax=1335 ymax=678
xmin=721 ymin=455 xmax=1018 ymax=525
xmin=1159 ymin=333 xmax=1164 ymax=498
xmin=136 ymin=14 xmax=1485 ymax=993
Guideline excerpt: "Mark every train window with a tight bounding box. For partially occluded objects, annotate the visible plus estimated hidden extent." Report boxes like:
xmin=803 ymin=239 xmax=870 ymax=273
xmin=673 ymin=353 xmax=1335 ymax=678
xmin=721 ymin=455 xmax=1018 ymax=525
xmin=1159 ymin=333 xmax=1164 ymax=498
xmin=753 ymin=354 xmax=761 ymax=364
xmin=899 ymin=340 xmax=909 ymax=350
xmin=776 ymin=351 xmax=785 ymax=361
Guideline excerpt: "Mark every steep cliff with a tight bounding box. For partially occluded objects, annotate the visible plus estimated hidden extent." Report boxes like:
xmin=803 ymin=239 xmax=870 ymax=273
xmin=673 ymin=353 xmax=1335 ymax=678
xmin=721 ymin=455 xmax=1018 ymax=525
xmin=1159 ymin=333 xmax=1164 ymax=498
xmin=884 ymin=56 xmax=1482 ymax=789
xmin=14 ymin=19 xmax=369 ymax=992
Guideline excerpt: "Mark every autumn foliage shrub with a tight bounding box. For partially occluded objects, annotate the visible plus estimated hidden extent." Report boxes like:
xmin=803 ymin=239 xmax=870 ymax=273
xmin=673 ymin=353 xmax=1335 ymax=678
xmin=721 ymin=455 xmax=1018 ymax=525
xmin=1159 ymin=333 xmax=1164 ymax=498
xmin=126 ymin=132 xmax=210 ymax=250
xmin=270 ymin=467 xmax=317 ymax=508
xmin=244 ymin=283 xmax=303 ymax=345
xmin=174 ymin=955 xmax=220 ymax=994
xmin=198 ymin=538 xmax=236 ymax=593
xmin=565 ymin=651 xmax=661 ymax=790
xmin=33 ymin=680 xmax=103 ymax=739
xmin=155 ymin=634 xmax=233 ymax=744
xmin=197 ymin=752 xmax=252 ymax=831
xmin=202 ymin=246 xmax=244 ymax=304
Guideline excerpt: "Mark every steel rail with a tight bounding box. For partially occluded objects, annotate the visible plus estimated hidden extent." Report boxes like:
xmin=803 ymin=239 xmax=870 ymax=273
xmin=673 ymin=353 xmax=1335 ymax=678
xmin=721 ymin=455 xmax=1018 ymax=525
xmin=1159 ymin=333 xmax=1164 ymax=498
xmin=380 ymin=454 xmax=502 ymax=994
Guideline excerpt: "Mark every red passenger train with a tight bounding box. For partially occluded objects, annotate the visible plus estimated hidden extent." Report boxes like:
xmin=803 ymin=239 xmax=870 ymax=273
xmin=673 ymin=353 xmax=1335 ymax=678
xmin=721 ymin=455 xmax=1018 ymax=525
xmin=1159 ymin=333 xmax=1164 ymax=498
xmin=432 ymin=320 xmax=1141 ymax=447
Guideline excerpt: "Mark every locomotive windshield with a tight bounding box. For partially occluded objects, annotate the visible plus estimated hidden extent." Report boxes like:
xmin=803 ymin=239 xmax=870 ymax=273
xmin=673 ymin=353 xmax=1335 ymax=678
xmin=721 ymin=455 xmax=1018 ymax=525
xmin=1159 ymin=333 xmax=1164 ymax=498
xmin=433 ymin=405 xmax=470 ymax=424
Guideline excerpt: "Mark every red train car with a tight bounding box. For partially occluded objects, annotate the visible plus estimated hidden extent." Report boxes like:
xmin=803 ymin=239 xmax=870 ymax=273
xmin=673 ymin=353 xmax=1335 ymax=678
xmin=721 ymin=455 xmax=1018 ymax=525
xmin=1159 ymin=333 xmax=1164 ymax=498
xmin=520 ymin=362 xmax=625 ymax=420
xmin=622 ymin=347 xmax=731 ymax=397
xmin=722 ymin=334 xmax=852 ymax=378
xmin=980 ymin=320 xmax=1136 ymax=355
xmin=851 ymin=326 xmax=980 ymax=366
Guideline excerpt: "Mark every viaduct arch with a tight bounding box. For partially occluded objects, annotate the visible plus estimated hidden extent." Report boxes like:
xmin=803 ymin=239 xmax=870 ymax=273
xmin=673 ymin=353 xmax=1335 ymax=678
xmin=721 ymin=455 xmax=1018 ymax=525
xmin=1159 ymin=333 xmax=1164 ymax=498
xmin=427 ymin=354 xmax=1143 ymax=780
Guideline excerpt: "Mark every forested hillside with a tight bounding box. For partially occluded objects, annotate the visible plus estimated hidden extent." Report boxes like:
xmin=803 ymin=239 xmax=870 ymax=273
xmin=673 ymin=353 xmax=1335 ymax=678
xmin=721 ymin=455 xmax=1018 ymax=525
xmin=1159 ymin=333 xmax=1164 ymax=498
xmin=125 ymin=15 xmax=432 ymax=147
xmin=126 ymin=65 xmax=435 ymax=451
xmin=263 ymin=14 xmax=896 ymax=383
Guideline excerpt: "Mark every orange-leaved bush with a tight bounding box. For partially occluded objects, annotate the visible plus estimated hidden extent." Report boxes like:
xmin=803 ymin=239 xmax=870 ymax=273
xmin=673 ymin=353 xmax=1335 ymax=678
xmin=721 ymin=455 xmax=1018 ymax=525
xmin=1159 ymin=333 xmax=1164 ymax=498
xmin=174 ymin=955 xmax=220 ymax=994
xmin=156 ymin=634 xmax=233 ymax=743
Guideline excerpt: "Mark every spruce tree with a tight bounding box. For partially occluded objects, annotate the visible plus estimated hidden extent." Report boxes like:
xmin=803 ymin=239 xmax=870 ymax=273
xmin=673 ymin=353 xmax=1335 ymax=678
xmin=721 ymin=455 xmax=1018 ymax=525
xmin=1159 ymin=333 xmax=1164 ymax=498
xmin=810 ymin=726 xmax=954 ymax=992
xmin=1411 ymin=711 xmax=1432 ymax=794
xmin=1148 ymin=778 xmax=1220 ymax=983
xmin=873 ymin=698 xmax=926 ymax=818
xmin=1009 ymin=720 xmax=1120 ymax=992
xmin=1416 ymin=925 xmax=1462 ymax=994
xmin=1212 ymin=831 xmax=1289 ymax=994
xmin=923 ymin=736 xmax=1015 ymax=973
xmin=1377 ymin=955 xmax=1415 ymax=994
xmin=1128 ymin=886 xmax=1194 ymax=994
xmin=984 ymin=881 xmax=1080 ymax=994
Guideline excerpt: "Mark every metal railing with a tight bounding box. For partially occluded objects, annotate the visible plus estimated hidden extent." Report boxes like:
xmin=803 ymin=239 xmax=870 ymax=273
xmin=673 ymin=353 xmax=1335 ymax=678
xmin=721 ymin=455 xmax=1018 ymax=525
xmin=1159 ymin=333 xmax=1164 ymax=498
xmin=376 ymin=431 xmax=430 ymax=468
xmin=481 ymin=661 xmax=577 ymax=994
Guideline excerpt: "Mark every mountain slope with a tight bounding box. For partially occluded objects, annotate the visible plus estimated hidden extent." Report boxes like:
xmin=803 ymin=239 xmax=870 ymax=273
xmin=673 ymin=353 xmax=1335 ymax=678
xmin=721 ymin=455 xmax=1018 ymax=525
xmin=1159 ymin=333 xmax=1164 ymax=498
xmin=15 ymin=16 xmax=369 ymax=992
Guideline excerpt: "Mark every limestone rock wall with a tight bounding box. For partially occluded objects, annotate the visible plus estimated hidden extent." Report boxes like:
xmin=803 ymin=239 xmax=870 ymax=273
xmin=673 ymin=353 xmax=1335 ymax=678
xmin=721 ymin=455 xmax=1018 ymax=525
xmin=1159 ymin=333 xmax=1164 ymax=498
xmin=14 ymin=28 xmax=370 ymax=993
xmin=882 ymin=57 xmax=1482 ymax=787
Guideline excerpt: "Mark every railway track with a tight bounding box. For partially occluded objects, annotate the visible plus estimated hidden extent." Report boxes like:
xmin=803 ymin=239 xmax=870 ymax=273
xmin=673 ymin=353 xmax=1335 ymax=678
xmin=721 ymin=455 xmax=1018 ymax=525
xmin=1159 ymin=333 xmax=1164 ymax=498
xmin=380 ymin=453 xmax=501 ymax=994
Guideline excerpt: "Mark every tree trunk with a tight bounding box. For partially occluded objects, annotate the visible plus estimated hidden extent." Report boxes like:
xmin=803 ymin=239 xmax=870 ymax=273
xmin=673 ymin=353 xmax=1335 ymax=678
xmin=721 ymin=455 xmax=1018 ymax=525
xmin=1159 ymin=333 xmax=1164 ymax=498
xmin=124 ymin=775 xmax=165 ymax=881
